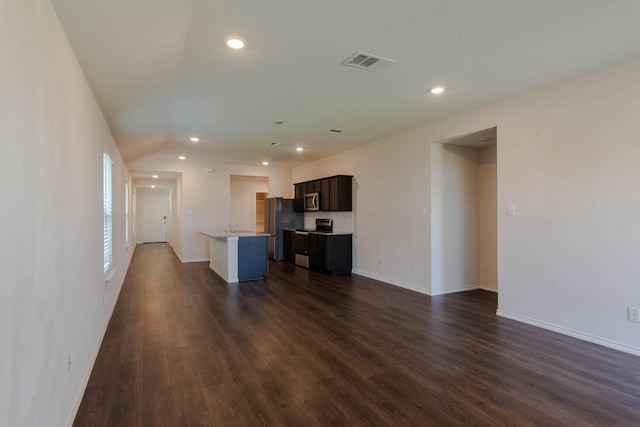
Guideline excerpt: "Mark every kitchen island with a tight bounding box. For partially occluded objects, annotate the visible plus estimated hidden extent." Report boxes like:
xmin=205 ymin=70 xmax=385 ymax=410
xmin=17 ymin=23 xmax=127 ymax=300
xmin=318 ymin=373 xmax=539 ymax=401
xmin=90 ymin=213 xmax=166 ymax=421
xmin=199 ymin=231 xmax=269 ymax=283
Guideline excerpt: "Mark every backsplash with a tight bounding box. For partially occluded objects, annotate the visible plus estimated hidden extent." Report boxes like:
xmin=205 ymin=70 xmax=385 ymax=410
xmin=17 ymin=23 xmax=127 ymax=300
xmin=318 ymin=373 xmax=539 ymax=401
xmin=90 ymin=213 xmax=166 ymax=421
xmin=304 ymin=211 xmax=354 ymax=233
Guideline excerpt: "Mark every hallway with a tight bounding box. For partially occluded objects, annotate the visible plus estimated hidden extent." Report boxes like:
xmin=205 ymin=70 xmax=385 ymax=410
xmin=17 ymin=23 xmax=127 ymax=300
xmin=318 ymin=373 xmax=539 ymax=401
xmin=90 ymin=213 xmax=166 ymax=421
xmin=74 ymin=243 xmax=640 ymax=426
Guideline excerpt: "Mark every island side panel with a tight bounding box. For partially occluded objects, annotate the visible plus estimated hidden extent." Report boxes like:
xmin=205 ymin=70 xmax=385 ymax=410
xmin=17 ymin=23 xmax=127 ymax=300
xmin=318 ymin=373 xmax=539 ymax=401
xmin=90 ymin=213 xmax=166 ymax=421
xmin=210 ymin=236 xmax=239 ymax=283
xmin=237 ymin=235 xmax=268 ymax=281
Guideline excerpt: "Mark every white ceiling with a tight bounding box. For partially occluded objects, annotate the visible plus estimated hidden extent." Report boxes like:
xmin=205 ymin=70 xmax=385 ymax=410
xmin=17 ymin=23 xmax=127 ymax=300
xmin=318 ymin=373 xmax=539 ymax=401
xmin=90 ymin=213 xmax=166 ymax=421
xmin=51 ymin=0 xmax=640 ymax=168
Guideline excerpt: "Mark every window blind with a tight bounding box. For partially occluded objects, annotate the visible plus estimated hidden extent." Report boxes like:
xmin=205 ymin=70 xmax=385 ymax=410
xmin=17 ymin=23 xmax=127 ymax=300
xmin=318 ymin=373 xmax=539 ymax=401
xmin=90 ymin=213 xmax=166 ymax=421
xmin=103 ymin=153 xmax=113 ymax=273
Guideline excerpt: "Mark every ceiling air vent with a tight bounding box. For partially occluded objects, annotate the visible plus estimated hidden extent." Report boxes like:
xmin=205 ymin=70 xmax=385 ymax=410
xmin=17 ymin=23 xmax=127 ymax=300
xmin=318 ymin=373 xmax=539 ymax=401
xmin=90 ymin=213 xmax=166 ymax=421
xmin=342 ymin=51 xmax=395 ymax=71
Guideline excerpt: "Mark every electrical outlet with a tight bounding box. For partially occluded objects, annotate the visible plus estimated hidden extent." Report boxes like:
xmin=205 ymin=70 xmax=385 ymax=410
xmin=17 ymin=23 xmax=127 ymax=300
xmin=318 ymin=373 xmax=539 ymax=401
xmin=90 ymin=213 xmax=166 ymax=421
xmin=628 ymin=307 xmax=640 ymax=323
xmin=378 ymin=257 xmax=384 ymax=266
xmin=67 ymin=355 xmax=72 ymax=373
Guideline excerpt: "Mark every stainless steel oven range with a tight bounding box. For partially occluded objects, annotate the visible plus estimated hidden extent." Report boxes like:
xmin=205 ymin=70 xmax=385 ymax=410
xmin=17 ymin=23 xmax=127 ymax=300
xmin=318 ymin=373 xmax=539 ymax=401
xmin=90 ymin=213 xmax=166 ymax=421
xmin=293 ymin=218 xmax=333 ymax=268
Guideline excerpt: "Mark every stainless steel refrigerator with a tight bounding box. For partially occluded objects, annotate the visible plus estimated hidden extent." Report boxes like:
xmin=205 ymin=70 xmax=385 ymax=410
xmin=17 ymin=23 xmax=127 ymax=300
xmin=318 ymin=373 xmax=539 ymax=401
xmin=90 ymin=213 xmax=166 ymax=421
xmin=264 ymin=198 xmax=303 ymax=261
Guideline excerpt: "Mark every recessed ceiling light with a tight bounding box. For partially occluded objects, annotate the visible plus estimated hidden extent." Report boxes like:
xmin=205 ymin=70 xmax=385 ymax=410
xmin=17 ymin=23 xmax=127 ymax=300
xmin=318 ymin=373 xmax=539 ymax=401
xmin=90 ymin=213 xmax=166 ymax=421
xmin=430 ymin=86 xmax=446 ymax=95
xmin=296 ymin=147 xmax=304 ymax=152
xmin=262 ymin=161 xmax=269 ymax=166
xmin=190 ymin=137 xmax=200 ymax=142
xmin=179 ymin=156 xmax=186 ymax=160
xmin=226 ymin=38 xmax=245 ymax=49
xmin=328 ymin=128 xmax=344 ymax=134
xmin=151 ymin=185 xmax=156 ymax=189
xmin=152 ymin=175 xmax=159 ymax=179
xmin=273 ymin=120 xmax=285 ymax=125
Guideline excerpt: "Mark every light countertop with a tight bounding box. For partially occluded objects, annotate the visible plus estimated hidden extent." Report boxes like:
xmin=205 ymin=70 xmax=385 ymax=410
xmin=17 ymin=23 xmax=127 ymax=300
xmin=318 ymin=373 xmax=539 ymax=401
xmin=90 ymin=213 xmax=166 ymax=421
xmin=283 ymin=228 xmax=353 ymax=236
xmin=199 ymin=230 xmax=270 ymax=240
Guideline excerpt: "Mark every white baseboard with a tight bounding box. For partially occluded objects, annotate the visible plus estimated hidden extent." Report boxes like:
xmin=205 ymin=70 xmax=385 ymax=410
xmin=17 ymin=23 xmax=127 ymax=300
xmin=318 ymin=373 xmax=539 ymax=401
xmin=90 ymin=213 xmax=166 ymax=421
xmin=352 ymin=269 xmax=431 ymax=295
xmin=172 ymin=248 xmax=207 ymax=263
xmin=430 ymin=284 xmax=479 ymax=296
xmin=351 ymin=271 xmax=637 ymax=357
xmin=65 ymin=245 xmax=135 ymax=426
xmin=180 ymin=257 xmax=209 ymax=263
xmin=173 ymin=247 xmax=182 ymax=262
xmin=497 ymin=310 xmax=640 ymax=357
xmin=351 ymin=271 xmax=498 ymax=297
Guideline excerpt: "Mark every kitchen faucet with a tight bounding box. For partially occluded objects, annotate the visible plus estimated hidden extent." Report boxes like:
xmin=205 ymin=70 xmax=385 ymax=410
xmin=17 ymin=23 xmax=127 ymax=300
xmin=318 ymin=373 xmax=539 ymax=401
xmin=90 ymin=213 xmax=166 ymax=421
xmin=225 ymin=224 xmax=239 ymax=235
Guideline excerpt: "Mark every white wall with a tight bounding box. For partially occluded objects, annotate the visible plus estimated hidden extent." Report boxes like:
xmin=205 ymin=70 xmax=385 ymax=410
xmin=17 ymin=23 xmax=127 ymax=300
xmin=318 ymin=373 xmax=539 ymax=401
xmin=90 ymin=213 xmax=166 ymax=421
xmin=129 ymin=160 xmax=292 ymax=262
xmin=478 ymin=145 xmax=497 ymax=291
xmin=293 ymin=132 xmax=431 ymax=294
xmin=431 ymin=142 xmax=497 ymax=295
xmin=0 ymin=1 xmax=133 ymax=426
xmin=493 ymin=60 xmax=640 ymax=355
xmin=431 ymin=144 xmax=479 ymax=295
xmin=174 ymin=174 xmax=183 ymax=257
xmin=293 ymin=57 xmax=640 ymax=355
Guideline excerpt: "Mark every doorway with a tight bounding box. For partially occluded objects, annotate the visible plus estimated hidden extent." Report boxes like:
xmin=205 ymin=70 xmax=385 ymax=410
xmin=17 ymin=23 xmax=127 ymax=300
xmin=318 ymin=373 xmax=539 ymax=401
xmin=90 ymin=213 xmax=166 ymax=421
xmin=132 ymin=175 xmax=178 ymax=248
xmin=143 ymin=196 xmax=168 ymax=243
xmin=255 ymin=192 xmax=267 ymax=233
xmin=430 ymin=127 xmax=497 ymax=295
xmin=230 ymin=175 xmax=269 ymax=231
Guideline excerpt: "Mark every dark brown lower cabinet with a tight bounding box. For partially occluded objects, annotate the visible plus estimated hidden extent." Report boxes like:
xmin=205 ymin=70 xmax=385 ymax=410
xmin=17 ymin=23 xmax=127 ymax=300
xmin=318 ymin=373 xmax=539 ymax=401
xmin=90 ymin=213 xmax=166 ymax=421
xmin=283 ymin=230 xmax=295 ymax=262
xmin=309 ymin=233 xmax=352 ymax=274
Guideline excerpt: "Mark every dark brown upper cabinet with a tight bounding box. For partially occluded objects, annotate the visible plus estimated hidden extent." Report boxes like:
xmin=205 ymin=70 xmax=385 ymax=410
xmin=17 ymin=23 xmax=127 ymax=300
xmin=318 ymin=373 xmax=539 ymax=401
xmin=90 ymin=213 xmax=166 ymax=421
xmin=294 ymin=175 xmax=352 ymax=212
xmin=328 ymin=176 xmax=352 ymax=211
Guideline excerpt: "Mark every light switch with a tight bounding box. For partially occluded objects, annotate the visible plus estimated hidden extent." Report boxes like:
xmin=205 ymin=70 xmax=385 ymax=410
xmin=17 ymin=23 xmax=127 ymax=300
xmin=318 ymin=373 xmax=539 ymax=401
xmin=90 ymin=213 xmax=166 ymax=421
xmin=507 ymin=204 xmax=516 ymax=216
xmin=187 ymin=210 xmax=193 ymax=216
xmin=419 ymin=207 xmax=427 ymax=216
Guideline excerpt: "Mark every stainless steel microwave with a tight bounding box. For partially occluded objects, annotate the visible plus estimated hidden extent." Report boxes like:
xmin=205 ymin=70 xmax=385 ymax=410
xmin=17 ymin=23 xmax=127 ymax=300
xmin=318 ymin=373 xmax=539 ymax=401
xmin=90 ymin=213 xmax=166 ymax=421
xmin=304 ymin=192 xmax=319 ymax=211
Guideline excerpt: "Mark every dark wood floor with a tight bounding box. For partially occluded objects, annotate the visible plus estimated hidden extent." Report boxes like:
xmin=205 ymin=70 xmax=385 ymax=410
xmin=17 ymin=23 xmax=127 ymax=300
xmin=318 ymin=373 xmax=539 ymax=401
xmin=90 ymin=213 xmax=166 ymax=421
xmin=74 ymin=243 xmax=640 ymax=426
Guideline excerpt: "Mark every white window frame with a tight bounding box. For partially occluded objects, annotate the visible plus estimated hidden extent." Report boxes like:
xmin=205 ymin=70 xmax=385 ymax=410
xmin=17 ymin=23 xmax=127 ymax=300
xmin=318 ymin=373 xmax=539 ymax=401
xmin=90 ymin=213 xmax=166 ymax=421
xmin=125 ymin=181 xmax=129 ymax=244
xmin=103 ymin=152 xmax=113 ymax=274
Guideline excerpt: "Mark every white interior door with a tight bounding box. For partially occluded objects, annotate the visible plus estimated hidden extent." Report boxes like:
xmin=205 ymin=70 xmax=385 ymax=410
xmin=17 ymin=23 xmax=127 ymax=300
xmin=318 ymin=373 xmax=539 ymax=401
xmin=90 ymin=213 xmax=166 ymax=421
xmin=143 ymin=196 xmax=167 ymax=243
